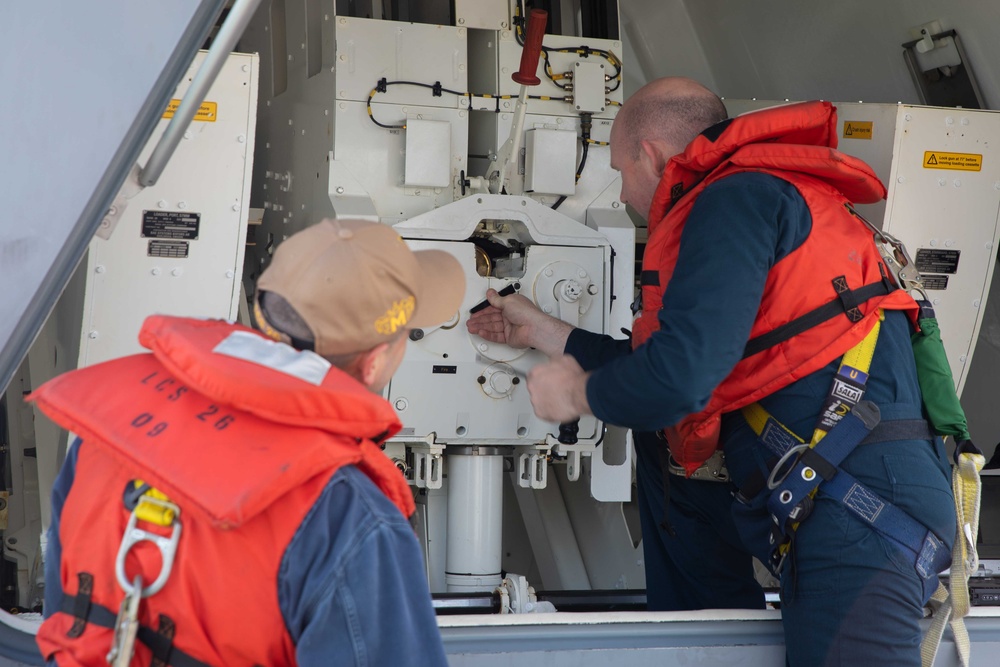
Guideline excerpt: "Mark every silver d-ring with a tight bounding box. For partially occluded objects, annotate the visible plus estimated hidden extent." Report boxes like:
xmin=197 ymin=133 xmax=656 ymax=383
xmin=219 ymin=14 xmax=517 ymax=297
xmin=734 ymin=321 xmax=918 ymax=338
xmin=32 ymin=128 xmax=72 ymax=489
xmin=767 ymin=443 xmax=808 ymax=490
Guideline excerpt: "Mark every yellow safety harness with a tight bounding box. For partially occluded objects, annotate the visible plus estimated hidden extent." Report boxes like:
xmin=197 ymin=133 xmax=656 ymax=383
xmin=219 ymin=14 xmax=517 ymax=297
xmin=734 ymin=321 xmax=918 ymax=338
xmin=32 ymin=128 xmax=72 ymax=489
xmin=741 ymin=305 xmax=981 ymax=667
xmin=741 ymin=313 xmax=882 ymax=569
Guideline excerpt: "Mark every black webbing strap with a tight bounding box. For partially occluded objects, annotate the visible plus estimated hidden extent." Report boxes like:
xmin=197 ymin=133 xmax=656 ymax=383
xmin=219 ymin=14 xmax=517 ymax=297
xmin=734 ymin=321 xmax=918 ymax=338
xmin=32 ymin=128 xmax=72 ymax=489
xmin=742 ymin=278 xmax=894 ymax=359
xmin=59 ymin=593 xmax=212 ymax=667
xmin=654 ymin=435 xmax=676 ymax=537
xmin=640 ymin=270 xmax=660 ymax=287
xmin=66 ymin=572 xmax=94 ymax=639
xmin=150 ymin=614 xmax=177 ymax=667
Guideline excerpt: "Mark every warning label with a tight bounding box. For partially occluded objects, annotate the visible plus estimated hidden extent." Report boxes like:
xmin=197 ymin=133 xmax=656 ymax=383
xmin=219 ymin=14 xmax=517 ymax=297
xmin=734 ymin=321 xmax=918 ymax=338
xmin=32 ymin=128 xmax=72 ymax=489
xmin=141 ymin=211 xmax=200 ymax=240
xmin=923 ymin=151 xmax=982 ymax=171
xmin=163 ymin=99 xmax=218 ymax=122
xmin=842 ymin=121 xmax=873 ymax=140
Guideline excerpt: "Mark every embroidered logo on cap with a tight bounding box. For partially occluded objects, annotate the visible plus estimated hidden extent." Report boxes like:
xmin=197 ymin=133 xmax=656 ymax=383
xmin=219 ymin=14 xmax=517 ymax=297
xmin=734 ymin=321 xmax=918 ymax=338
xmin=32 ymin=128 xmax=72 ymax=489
xmin=375 ymin=296 xmax=415 ymax=334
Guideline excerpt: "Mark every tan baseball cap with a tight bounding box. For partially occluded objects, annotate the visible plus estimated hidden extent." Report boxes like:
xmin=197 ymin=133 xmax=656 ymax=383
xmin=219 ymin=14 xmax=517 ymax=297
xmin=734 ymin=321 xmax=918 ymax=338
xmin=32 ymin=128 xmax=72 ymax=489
xmin=254 ymin=219 xmax=465 ymax=356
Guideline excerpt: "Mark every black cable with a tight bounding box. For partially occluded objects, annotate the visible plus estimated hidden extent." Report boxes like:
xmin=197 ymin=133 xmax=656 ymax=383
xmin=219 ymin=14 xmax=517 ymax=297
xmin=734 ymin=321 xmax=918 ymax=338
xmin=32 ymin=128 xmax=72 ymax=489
xmin=552 ymin=113 xmax=593 ymax=210
xmin=367 ymin=79 xmax=470 ymax=129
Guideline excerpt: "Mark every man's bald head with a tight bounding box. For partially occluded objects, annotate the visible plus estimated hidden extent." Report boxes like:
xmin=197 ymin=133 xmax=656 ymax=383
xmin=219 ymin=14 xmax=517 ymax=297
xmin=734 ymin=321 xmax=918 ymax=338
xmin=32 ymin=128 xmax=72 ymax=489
xmin=611 ymin=77 xmax=728 ymax=162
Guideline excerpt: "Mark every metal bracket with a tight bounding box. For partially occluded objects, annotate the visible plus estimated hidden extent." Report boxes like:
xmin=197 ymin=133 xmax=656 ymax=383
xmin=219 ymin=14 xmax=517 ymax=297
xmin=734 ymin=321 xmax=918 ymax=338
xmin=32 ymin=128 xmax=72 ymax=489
xmin=517 ymin=444 xmax=551 ymax=489
xmin=411 ymin=443 xmax=445 ymax=490
xmin=498 ymin=573 xmax=538 ymax=614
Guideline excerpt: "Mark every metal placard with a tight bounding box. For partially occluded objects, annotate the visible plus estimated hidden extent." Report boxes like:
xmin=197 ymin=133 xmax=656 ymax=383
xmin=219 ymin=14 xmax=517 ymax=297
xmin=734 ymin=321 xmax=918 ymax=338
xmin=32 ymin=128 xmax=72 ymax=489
xmin=141 ymin=211 xmax=201 ymax=240
xmin=915 ymin=248 xmax=961 ymax=274
xmin=147 ymin=240 xmax=190 ymax=258
xmin=922 ymin=275 xmax=950 ymax=290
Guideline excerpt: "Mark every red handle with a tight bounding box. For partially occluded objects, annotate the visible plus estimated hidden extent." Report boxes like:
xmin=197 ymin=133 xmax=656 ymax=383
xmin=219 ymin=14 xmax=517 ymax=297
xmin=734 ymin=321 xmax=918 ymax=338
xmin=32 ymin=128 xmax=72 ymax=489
xmin=512 ymin=9 xmax=548 ymax=86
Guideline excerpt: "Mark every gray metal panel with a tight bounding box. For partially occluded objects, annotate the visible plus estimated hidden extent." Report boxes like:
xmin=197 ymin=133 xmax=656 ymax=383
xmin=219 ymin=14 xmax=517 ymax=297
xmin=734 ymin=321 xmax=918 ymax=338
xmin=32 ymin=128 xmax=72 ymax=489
xmin=0 ymin=0 xmax=226 ymax=394
xmin=441 ymin=613 xmax=1000 ymax=666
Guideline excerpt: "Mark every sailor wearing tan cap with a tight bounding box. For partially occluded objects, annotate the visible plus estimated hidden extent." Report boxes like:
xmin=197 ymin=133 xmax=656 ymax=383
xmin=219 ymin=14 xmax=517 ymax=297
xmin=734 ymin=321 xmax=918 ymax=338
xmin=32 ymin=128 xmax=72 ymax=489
xmin=30 ymin=220 xmax=464 ymax=666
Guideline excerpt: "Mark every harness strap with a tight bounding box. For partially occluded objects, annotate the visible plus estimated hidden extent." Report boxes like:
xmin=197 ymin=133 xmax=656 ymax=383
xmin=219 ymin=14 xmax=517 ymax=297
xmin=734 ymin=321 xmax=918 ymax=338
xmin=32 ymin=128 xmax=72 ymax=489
xmin=742 ymin=277 xmax=893 ymax=359
xmin=59 ymin=594 xmax=212 ymax=667
xmin=766 ymin=401 xmax=880 ymax=537
xmin=736 ymin=417 xmax=933 ymax=502
xmin=66 ymin=572 xmax=94 ymax=639
xmin=820 ymin=468 xmax=950 ymax=587
xmin=151 ymin=614 xmax=177 ymax=667
xmin=654 ymin=437 xmax=676 ymax=537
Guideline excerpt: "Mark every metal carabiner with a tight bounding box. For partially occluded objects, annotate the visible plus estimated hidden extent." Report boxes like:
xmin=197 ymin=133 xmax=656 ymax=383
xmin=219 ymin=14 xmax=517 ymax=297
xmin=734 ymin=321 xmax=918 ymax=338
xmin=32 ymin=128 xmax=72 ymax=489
xmin=115 ymin=496 xmax=182 ymax=598
xmin=846 ymin=204 xmax=928 ymax=300
xmin=766 ymin=443 xmax=809 ymax=491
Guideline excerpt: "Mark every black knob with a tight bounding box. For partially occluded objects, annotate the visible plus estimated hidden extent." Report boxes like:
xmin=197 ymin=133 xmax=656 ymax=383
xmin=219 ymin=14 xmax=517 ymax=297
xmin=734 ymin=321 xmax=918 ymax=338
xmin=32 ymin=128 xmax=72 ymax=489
xmin=558 ymin=420 xmax=579 ymax=445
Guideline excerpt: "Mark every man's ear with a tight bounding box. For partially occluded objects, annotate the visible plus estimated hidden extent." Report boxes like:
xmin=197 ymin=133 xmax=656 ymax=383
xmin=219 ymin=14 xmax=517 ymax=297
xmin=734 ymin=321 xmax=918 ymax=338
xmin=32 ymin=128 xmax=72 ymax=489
xmin=639 ymin=138 xmax=670 ymax=175
xmin=356 ymin=342 xmax=391 ymax=388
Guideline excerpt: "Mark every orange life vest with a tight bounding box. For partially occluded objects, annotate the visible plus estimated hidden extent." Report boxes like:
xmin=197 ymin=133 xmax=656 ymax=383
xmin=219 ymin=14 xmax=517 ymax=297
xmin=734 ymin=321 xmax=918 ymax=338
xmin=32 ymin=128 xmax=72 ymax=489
xmin=632 ymin=101 xmax=918 ymax=475
xmin=29 ymin=315 xmax=413 ymax=666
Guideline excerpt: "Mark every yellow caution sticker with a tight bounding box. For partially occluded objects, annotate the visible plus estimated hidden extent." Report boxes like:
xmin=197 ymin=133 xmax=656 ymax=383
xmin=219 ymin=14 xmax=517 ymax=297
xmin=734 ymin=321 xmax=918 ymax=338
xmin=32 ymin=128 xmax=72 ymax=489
xmin=842 ymin=121 xmax=873 ymax=140
xmin=163 ymin=99 xmax=218 ymax=122
xmin=923 ymin=151 xmax=982 ymax=171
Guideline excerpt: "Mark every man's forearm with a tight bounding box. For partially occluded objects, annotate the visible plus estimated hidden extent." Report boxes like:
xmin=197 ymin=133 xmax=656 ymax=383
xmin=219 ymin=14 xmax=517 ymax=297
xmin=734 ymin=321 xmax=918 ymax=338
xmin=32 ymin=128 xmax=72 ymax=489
xmin=529 ymin=316 xmax=576 ymax=358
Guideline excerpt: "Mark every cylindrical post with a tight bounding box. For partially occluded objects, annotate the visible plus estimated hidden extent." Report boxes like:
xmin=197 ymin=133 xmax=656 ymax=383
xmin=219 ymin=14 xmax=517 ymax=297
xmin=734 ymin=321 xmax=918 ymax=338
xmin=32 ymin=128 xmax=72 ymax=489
xmin=445 ymin=448 xmax=504 ymax=592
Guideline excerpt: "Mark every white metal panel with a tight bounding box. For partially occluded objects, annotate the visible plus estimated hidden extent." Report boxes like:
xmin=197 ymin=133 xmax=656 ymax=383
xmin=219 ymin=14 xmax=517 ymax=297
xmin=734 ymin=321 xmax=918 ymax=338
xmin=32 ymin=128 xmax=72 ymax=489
xmin=524 ymin=128 xmax=578 ymax=195
xmin=332 ymin=102 xmax=469 ymax=222
xmin=573 ymin=61 xmax=610 ymax=114
xmin=79 ymin=51 xmax=259 ymax=366
xmin=388 ymin=239 xmax=606 ymax=446
xmin=334 ymin=17 xmax=468 ymax=107
xmin=405 ymin=119 xmax=453 ymax=187
xmin=454 ymin=0 xmax=510 ymax=30
xmin=883 ymin=105 xmax=1000 ymax=393
xmin=490 ymin=112 xmax=618 ymax=215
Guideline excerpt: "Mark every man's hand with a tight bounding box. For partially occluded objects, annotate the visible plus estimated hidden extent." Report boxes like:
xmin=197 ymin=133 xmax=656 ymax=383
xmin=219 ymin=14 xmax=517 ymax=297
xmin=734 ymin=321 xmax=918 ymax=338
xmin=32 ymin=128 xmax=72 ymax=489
xmin=465 ymin=288 xmax=574 ymax=356
xmin=526 ymin=355 xmax=593 ymax=423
